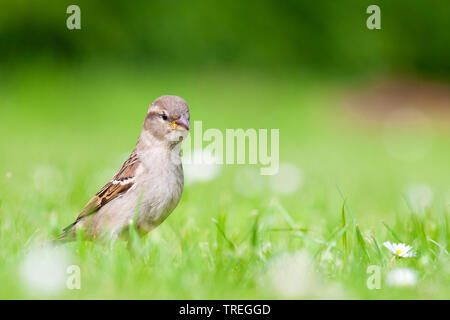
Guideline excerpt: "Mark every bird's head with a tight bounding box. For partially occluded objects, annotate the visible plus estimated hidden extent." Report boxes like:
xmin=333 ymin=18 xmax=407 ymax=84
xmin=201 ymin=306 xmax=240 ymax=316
xmin=143 ymin=95 xmax=190 ymax=146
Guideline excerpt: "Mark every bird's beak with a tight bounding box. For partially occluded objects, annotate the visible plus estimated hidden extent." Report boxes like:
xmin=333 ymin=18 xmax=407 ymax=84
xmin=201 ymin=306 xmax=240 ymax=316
xmin=171 ymin=115 xmax=190 ymax=131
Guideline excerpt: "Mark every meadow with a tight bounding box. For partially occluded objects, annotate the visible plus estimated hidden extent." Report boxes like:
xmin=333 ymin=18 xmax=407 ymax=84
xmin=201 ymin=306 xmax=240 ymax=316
xmin=0 ymin=64 xmax=449 ymax=299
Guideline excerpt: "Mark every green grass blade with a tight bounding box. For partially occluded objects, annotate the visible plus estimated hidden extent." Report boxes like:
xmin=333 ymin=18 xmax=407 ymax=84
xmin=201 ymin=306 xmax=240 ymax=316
xmin=336 ymin=184 xmax=355 ymax=224
xmin=371 ymin=236 xmax=385 ymax=266
xmin=355 ymin=225 xmax=369 ymax=263
xmin=212 ymin=216 xmax=237 ymax=251
xmin=341 ymin=199 xmax=348 ymax=259
xmin=382 ymin=221 xmax=403 ymax=243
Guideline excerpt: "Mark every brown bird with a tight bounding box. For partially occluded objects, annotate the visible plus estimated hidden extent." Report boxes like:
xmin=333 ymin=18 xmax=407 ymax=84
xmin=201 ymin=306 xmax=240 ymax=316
xmin=59 ymin=95 xmax=190 ymax=241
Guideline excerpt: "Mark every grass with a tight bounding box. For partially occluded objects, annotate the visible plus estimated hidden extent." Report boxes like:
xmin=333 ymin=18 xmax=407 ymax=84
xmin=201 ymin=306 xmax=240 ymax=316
xmin=0 ymin=63 xmax=449 ymax=299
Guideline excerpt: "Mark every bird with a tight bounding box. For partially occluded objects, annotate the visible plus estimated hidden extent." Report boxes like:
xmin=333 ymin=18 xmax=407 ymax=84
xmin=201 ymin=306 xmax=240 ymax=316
xmin=58 ymin=95 xmax=190 ymax=242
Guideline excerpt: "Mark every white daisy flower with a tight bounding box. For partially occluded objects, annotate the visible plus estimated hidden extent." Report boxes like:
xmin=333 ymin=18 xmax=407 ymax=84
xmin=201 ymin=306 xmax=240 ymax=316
xmin=387 ymin=268 xmax=418 ymax=287
xmin=383 ymin=241 xmax=416 ymax=258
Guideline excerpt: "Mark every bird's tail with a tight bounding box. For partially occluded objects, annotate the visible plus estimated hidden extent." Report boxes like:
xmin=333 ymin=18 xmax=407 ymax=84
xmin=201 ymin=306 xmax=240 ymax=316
xmin=49 ymin=222 xmax=77 ymax=245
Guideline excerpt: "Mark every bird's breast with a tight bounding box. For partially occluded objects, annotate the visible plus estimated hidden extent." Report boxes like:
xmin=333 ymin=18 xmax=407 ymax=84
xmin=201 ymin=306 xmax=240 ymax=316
xmin=134 ymin=152 xmax=184 ymax=231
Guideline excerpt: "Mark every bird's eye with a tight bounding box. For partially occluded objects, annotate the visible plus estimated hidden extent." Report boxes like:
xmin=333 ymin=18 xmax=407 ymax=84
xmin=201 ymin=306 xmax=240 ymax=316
xmin=160 ymin=113 xmax=168 ymax=120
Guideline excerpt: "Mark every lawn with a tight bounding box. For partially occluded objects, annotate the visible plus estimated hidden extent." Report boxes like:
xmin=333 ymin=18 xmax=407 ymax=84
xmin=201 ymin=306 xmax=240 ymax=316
xmin=0 ymin=64 xmax=449 ymax=299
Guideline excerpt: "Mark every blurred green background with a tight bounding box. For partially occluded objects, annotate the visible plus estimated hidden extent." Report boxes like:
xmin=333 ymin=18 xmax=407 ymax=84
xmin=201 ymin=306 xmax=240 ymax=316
xmin=0 ymin=0 xmax=449 ymax=299
xmin=1 ymin=0 xmax=449 ymax=76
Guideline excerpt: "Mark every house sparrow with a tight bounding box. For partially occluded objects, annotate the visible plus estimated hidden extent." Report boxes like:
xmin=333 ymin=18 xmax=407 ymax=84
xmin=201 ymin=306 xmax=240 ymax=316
xmin=58 ymin=95 xmax=190 ymax=241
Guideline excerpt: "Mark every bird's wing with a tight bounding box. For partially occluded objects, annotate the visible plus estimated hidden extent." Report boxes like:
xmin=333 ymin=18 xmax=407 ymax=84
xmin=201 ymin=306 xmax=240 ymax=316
xmin=63 ymin=149 xmax=141 ymax=232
